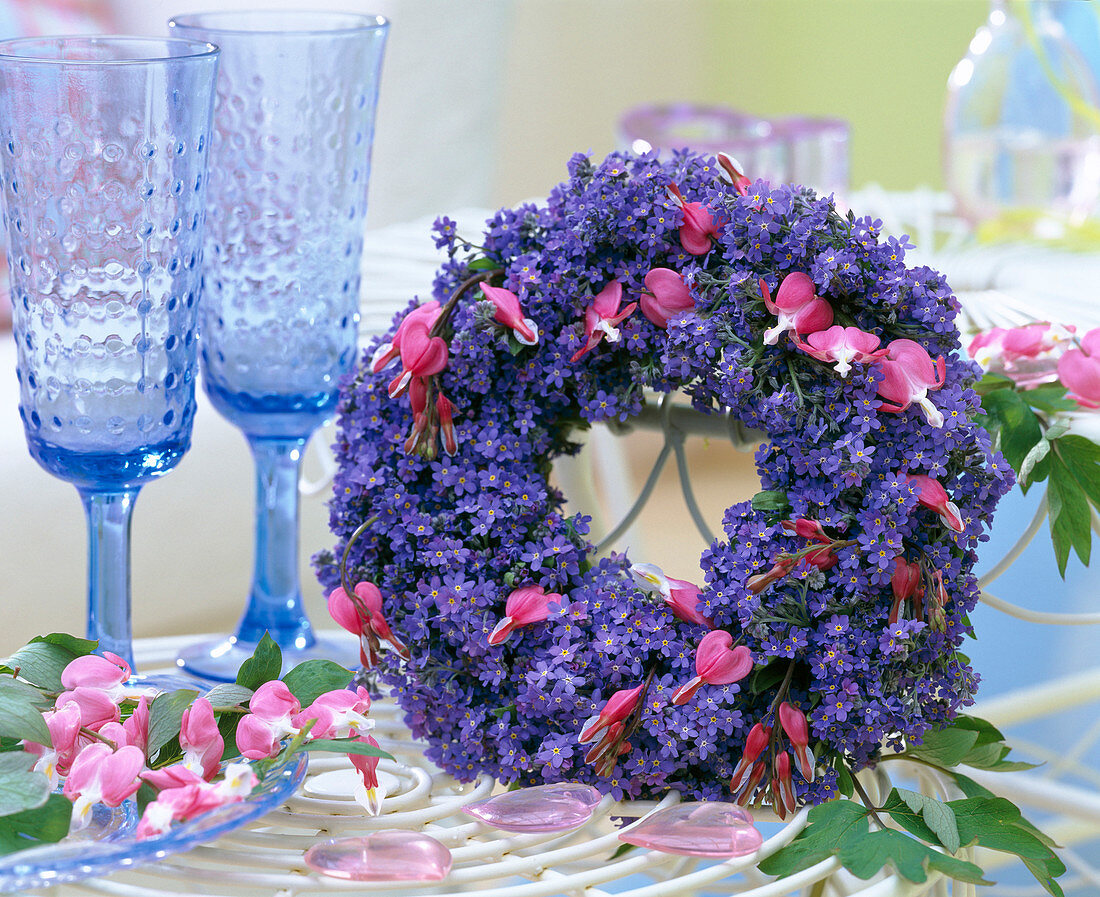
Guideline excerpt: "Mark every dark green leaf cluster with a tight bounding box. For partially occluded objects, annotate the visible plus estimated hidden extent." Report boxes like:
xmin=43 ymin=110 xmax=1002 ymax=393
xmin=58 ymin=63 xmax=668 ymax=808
xmin=978 ymin=375 xmax=1100 ymax=575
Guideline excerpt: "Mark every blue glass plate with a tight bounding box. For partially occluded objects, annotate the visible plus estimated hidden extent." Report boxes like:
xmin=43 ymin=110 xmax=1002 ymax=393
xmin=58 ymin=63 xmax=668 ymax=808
xmin=0 ymin=753 xmax=307 ymax=892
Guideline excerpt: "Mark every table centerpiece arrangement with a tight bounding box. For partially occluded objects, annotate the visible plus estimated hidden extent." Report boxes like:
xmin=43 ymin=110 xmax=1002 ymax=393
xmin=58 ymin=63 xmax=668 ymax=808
xmin=319 ymin=147 xmax=1069 ymax=893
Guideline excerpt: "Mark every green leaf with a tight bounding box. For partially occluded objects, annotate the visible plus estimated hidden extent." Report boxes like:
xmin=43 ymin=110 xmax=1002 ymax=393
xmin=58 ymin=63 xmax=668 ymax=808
xmin=951 ymin=797 xmax=1064 ymax=866
xmin=961 ymin=742 xmax=1008 ymax=769
xmin=980 ymin=388 xmax=1044 ymax=474
xmin=974 ymin=373 xmax=1015 ymax=396
xmin=838 ymin=829 xmax=988 ymax=884
xmin=1022 ymin=857 xmax=1066 ymax=897
xmin=466 ymin=257 xmax=497 ymax=272
xmin=1047 ymin=457 xmax=1092 ymax=575
xmin=0 ymin=751 xmax=50 ymax=817
xmin=0 ymin=678 xmax=50 ymax=708
xmin=203 ymin=683 xmax=254 ymax=708
xmin=1054 ymin=434 xmax=1100 ymax=508
xmin=0 ymin=792 xmax=71 ymax=855
xmin=0 ymin=641 xmax=83 ymax=692
xmin=757 ymin=799 xmax=869 ymax=877
xmin=281 ymin=661 xmax=353 ymax=708
xmin=305 ymin=739 xmax=394 ymax=762
xmin=217 ymin=713 xmax=242 ymax=762
xmin=1025 ymin=383 xmax=1076 ymax=413
xmin=33 ymin=633 xmax=98 ymax=658
xmin=147 ymin=689 xmax=199 ymax=757
xmin=0 ymin=692 xmax=51 ymax=748
xmin=834 ymin=760 xmax=855 ymax=798
xmin=609 ymin=842 xmax=636 ymax=860
xmin=904 ymin=727 xmax=979 ymax=767
xmin=1018 ymin=437 xmax=1051 ymax=489
xmin=891 ymin=788 xmax=960 ymax=853
xmin=948 ymin=771 xmax=995 ymax=799
xmin=751 ymin=489 xmax=790 ymax=513
xmin=236 ymin=634 xmax=283 ymax=691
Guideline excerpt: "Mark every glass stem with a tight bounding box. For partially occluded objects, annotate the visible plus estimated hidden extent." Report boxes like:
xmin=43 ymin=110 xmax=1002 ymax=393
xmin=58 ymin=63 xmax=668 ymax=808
xmin=235 ymin=435 xmax=315 ymax=649
xmin=79 ymin=488 xmax=140 ymax=668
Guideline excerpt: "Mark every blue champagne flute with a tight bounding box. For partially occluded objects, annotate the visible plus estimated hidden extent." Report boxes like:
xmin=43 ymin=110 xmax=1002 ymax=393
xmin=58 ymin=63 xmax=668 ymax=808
xmin=168 ymin=12 xmax=389 ymax=680
xmin=0 ymin=36 xmax=219 ymax=668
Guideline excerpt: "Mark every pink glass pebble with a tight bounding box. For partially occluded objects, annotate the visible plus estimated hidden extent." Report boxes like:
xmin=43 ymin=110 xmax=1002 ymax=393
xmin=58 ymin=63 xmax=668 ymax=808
xmin=304 ymin=831 xmax=452 ymax=881
xmin=463 ymin=782 xmax=603 ymax=832
xmin=618 ymin=802 xmax=763 ymax=857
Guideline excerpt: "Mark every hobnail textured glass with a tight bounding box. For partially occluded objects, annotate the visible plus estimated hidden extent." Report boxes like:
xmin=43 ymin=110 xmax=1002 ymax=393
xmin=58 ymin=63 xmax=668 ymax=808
xmin=0 ymin=36 xmax=219 ymax=664
xmin=168 ymin=12 xmax=389 ymax=680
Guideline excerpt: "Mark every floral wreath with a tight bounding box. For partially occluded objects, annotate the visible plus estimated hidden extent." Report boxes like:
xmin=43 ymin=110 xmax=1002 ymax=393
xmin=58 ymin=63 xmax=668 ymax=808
xmin=317 ymin=149 xmax=1013 ymax=815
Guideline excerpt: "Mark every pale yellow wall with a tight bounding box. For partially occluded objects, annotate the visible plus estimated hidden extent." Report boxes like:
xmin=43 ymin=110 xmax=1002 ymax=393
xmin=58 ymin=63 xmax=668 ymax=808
xmin=493 ymin=0 xmax=990 ymax=206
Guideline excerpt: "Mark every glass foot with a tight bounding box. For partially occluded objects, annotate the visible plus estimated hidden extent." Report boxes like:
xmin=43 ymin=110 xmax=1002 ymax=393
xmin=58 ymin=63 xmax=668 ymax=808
xmin=176 ymin=632 xmax=360 ymax=683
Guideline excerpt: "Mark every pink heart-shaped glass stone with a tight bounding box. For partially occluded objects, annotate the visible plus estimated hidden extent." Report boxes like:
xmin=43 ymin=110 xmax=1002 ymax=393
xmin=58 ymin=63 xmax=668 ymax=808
xmin=618 ymin=802 xmax=763 ymax=857
xmin=304 ymin=831 xmax=452 ymax=881
xmin=463 ymin=782 xmax=602 ymax=832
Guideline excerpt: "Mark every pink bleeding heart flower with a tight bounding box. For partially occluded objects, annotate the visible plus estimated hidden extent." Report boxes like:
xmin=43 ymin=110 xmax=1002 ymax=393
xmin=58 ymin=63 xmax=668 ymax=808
xmin=570 ymin=281 xmax=637 ymax=363
xmin=746 ymin=557 xmax=795 ymax=594
xmin=98 ymin=694 xmax=151 ymax=755
xmin=778 ymin=702 xmax=815 ymax=783
xmin=772 ymin=751 xmax=797 ymax=819
xmin=480 ymin=283 xmax=539 ymax=345
xmin=970 ymin=323 xmax=1074 ymax=388
xmin=328 ymin=581 xmax=410 ymax=666
xmin=760 ymin=273 xmax=833 ymax=345
xmin=907 ymin=474 xmax=965 ymax=533
xmin=630 ymin=563 xmax=712 ymax=627
xmin=667 ymin=182 xmax=718 ymax=255
xmin=63 ymin=742 xmax=146 ymax=829
xmin=370 ymin=300 xmax=441 ymax=373
xmin=641 ymin=267 xmax=694 ymax=328
xmin=54 ymin=686 xmax=121 ymax=732
xmin=387 ymin=318 xmax=449 ymax=399
xmin=350 ymin=734 xmax=385 ymax=815
xmin=1058 ymin=328 xmax=1100 ymax=409
xmin=24 ymin=700 xmax=84 ymax=785
xmin=61 ymin=651 xmax=131 ymax=692
xmin=488 ymin=585 xmax=563 ymax=646
xmin=718 ymin=152 xmax=752 ymax=196
xmin=136 ymin=762 xmax=257 ymax=839
xmin=793 ymin=325 xmax=885 ymax=377
xmin=236 ymin=681 xmax=302 ymax=760
xmin=671 ymin=631 xmax=753 ymax=705
xmin=875 ymin=338 xmax=946 ymax=427
xmin=141 ymin=762 xmax=206 ymax=792
xmin=180 ymin=697 xmax=225 ymax=781
xmin=578 ymin=684 xmax=644 ymax=745
xmin=436 ymin=392 xmax=458 ymax=456
xmin=294 ymin=686 xmax=374 ymax=740
xmin=781 ymin=518 xmax=829 ymax=542
xmin=730 ymin=722 xmax=771 ymax=794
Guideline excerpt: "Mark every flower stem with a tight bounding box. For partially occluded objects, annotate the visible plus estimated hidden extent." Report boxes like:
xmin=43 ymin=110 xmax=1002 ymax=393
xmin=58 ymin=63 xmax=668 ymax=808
xmin=850 ymin=771 xmax=888 ymax=830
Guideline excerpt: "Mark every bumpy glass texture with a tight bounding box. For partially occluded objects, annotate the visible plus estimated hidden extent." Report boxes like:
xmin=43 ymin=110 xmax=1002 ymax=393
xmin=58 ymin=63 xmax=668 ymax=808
xmin=183 ymin=16 xmax=388 ymax=436
xmin=0 ymin=38 xmax=218 ymax=488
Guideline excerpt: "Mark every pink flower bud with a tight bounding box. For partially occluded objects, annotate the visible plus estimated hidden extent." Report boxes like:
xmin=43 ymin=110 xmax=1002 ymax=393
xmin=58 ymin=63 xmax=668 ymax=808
xmin=876 ymin=339 xmax=947 ymax=427
xmin=761 ymin=273 xmax=833 ymax=345
xmin=387 ymin=319 xmax=448 ymax=398
xmin=906 ymin=474 xmax=965 ymax=533
xmin=370 ymin=300 xmax=441 ymax=374
xmin=488 ymin=584 xmax=563 ymax=646
xmin=671 ymin=631 xmax=753 ymax=704
xmin=436 ymin=392 xmax=458 ymax=456
xmin=891 ymin=557 xmax=921 ymax=602
xmin=730 ymin=722 xmax=772 ymax=793
xmin=641 ymin=267 xmax=694 ymax=328
xmin=578 ymin=684 xmax=644 ymax=744
xmin=570 ymin=281 xmax=637 ymax=363
xmin=794 ymin=325 xmax=885 ymax=377
xmin=717 ymin=152 xmax=752 ymax=195
xmin=782 ymin=518 xmax=829 ymax=542
xmin=1058 ymin=328 xmax=1100 ymax=409
xmin=778 ymin=702 xmax=815 ymax=782
xmin=667 ymin=182 xmax=718 ymax=254
xmin=481 ymin=283 xmax=539 ymax=345
xmin=180 ymin=697 xmax=225 ymax=781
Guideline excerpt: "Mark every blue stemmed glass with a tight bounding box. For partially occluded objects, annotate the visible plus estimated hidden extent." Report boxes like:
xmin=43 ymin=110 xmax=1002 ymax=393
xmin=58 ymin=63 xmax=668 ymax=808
xmin=0 ymin=36 xmax=219 ymax=668
xmin=168 ymin=12 xmax=389 ymax=680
